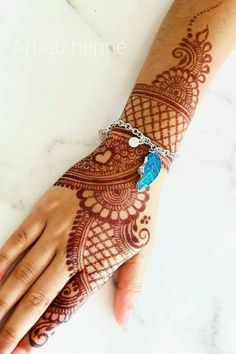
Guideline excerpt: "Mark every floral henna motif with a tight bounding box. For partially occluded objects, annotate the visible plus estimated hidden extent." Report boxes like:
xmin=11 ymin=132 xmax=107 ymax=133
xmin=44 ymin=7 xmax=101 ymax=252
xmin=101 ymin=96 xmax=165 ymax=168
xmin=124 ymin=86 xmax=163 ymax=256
xmin=77 ymin=187 xmax=148 ymax=224
xmin=121 ymin=3 xmax=222 ymax=168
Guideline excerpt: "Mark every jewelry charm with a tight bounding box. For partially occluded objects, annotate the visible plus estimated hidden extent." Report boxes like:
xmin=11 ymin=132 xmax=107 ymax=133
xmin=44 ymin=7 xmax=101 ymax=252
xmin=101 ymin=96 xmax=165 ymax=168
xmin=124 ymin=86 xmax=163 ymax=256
xmin=99 ymin=119 xmax=177 ymax=190
xmin=128 ymin=137 xmax=140 ymax=148
xmin=136 ymin=151 xmax=161 ymax=191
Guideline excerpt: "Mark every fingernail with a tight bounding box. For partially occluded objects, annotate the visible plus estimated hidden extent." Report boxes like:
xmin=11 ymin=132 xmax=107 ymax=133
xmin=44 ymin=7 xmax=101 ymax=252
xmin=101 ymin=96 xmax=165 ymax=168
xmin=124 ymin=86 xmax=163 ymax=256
xmin=12 ymin=348 xmax=27 ymax=354
xmin=0 ymin=309 xmax=4 ymax=322
xmin=121 ymin=308 xmax=133 ymax=326
xmin=0 ymin=271 xmax=5 ymax=281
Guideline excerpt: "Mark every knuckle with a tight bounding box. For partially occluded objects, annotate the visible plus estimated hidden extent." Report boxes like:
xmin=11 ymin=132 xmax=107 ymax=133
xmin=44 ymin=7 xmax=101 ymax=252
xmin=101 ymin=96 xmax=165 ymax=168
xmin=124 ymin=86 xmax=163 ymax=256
xmin=117 ymin=283 xmax=142 ymax=295
xmin=0 ymin=251 xmax=10 ymax=265
xmin=13 ymin=228 xmax=28 ymax=246
xmin=31 ymin=206 xmax=47 ymax=224
xmin=0 ymin=298 xmax=8 ymax=311
xmin=25 ymin=290 xmax=48 ymax=310
xmin=14 ymin=263 xmax=34 ymax=283
xmin=37 ymin=195 xmax=62 ymax=213
xmin=0 ymin=326 xmax=16 ymax=342
xmin=129 ymin=284 xmax=143 ymax=294
xmin=127 ymin=256 xmax=140 ymax=266
xmin=56 ymin=238 xmax=67 ymax=260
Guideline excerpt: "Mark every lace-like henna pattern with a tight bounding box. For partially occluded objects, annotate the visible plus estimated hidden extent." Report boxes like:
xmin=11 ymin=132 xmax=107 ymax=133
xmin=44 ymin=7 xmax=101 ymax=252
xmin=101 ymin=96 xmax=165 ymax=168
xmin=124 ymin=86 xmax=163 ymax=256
xmin=121 ymin=3 xmax=222 ymax=169
xmin=29 ymin=131 xmax=151 ymax=346
xmin=56 ymin=129 xmax=149 ymax=190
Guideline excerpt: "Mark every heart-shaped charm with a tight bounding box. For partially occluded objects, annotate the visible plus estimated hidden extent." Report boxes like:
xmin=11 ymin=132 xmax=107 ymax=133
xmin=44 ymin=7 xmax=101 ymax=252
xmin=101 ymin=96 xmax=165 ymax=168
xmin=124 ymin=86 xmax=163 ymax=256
xmin=95 ymin=150 xmax=112 ymax=164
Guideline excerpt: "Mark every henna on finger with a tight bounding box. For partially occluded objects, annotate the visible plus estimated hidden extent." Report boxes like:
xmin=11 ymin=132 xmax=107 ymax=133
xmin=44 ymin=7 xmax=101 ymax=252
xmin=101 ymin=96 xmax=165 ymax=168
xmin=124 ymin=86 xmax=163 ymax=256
xmin=28 ymin=271 xmax=88 ymax=347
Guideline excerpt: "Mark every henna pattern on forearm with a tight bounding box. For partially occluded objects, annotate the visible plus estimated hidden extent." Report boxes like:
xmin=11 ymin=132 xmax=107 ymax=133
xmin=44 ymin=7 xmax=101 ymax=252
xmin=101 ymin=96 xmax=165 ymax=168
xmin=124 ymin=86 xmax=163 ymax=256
xmin=121 ymin=2 xmax=222 ymax=169
xmin=28 ymin=3 xmax=223 ymax=348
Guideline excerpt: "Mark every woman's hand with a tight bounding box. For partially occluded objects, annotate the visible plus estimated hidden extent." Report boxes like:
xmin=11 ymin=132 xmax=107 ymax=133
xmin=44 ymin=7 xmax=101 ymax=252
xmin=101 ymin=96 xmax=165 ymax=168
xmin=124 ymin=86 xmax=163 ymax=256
xmin=0 ymin=129 xmax=161 ymax=354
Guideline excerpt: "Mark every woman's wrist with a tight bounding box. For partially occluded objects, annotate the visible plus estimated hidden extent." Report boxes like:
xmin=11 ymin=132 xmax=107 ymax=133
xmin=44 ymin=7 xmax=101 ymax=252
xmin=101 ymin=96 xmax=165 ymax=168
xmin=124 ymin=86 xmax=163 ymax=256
xmin=120 ymin=0 xmax=236 ymax=166
xmin=120 ymin=18 xmax=213 ymax=155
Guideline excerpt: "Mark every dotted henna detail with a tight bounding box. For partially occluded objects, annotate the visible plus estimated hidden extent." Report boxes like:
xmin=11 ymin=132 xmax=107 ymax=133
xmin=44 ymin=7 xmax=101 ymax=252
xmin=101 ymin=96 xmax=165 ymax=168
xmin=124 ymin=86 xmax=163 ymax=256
xmin=141 ymin=215 xmax=151 ymax=225
xmin=187 ymin=1 xmax=223 ymax=39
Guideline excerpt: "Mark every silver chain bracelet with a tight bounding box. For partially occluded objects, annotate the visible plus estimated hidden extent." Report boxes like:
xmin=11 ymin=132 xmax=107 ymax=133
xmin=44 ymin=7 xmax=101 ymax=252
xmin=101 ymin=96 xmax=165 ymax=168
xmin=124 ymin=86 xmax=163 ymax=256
xmin=99 ymin=119 xmax=177 ymax=191
xmin=99 ymin=119 xmax=177 ymax=158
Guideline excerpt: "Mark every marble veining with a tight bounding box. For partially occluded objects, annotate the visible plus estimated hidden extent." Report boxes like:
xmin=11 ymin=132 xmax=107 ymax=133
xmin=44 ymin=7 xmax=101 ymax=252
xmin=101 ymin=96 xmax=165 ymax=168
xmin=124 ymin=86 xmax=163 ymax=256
xmin=201 ymin=301 xmax=221 ymax=354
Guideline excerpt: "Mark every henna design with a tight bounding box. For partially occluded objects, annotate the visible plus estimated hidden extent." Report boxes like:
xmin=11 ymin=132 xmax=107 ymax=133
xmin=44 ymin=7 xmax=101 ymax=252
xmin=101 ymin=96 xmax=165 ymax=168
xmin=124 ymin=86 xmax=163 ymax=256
xmin=56 ymin=129 xmax=149 ymax=190
xmin=29 ymin=272 xmax=88 ymax=347
xmin=140 ymin=215 xmax=151 ymax=225
xmin=121 ymin=3 xmax=222 ymax=169
xmin=29 ymin=130 xmax=151 ymax=346
xmin=77 ymin=187 xmax=148 ymax=224
xmin=28 ymin=4 xmax=223 ymax=347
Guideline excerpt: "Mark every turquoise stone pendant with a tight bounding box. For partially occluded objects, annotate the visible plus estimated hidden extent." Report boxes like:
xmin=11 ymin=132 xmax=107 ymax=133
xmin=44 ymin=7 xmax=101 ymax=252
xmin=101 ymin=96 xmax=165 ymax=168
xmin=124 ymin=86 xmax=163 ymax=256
xmin=136 ymin=151 xmax=161 ymax=191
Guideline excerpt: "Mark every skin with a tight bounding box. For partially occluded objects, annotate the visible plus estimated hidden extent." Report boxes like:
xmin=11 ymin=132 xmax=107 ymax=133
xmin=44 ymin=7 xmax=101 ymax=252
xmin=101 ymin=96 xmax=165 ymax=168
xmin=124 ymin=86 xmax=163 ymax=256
xmin=0 ymin=0 xmax=236 ymax=353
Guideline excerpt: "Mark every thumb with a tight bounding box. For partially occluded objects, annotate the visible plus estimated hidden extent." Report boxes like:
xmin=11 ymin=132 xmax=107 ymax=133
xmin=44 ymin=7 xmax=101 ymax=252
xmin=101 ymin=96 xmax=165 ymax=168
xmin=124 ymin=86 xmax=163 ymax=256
xmin=114 ymin=245 xmax=151 ymax=326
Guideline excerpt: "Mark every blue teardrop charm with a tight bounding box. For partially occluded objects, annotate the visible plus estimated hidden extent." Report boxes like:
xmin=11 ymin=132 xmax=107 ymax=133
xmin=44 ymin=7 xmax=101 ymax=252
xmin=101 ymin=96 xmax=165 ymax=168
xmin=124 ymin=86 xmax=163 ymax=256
xmin=136 ymin=151 xmax=161 ymax=191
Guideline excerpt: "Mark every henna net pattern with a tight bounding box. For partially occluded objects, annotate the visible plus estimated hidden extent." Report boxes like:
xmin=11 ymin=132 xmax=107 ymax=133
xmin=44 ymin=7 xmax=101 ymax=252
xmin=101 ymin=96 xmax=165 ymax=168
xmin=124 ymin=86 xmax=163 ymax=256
xmin=122 ymin=93 xmax=189 ymax=152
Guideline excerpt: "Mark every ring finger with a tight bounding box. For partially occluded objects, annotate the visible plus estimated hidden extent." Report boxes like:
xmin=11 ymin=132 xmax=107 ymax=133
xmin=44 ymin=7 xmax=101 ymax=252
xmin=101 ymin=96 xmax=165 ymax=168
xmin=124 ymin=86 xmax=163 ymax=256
xmin=0 ymin=233 xmax=56 ymax=322
xmin=0 ymin=253 xmax=70 ymax=354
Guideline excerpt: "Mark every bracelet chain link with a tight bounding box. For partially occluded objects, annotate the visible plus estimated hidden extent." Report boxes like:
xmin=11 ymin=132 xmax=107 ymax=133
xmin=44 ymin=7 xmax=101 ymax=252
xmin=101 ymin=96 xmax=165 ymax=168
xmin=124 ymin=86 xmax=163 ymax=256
xmin=99 ymin=119 xmax=177 ymax=159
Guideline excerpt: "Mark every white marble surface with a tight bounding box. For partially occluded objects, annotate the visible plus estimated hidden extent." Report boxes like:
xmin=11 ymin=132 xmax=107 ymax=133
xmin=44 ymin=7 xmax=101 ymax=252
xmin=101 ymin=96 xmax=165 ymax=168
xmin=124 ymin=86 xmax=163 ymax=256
xmin=0 ymin=1 xmax=236 ymax=353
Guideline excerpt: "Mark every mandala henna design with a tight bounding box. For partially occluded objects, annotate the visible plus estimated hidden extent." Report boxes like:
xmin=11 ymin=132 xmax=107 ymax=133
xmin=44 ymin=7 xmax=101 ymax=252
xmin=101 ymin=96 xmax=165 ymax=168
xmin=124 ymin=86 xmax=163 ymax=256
xmin=121 ymin=3 xmax=222 ymax=169
xmin=77 ymin=187 xmax=148 ymax=224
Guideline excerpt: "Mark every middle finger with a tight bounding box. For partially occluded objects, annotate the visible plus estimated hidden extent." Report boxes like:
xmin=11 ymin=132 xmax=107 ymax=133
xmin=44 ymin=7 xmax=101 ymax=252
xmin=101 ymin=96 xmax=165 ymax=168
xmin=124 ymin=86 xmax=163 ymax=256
xmin=0 ymin=235 xmax=56 ymax=321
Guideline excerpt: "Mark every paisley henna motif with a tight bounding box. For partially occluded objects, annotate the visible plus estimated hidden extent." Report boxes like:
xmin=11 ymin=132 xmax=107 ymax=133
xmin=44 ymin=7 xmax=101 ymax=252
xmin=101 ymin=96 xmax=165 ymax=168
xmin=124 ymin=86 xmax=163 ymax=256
xmin=29 ymin=272 xmax=88 ymax=347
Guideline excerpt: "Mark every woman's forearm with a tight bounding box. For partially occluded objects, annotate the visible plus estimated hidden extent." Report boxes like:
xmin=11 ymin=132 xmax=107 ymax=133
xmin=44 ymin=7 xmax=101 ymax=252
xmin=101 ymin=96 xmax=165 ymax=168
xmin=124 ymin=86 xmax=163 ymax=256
xmin=121 ymin=0 xmax=236 ymax=168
